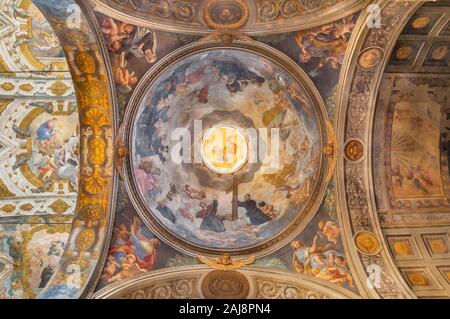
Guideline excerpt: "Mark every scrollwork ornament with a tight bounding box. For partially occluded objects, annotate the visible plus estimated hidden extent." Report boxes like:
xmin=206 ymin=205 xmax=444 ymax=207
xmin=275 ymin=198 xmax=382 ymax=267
xmin=123 ymin=279 xmax=195 ymax=299
xmin=255 ymin=0 xmax=341 ymax=22
xmin=256 ymin=279 xmax=326 ymax=299
xmin=110 ymin=0 xmax=199 ymax=22
xmin=173 ymin=1 xmax=196 ymax=22
xmin=204 ymin=0 xmax=250 ymax=30
xmin=256 ymin=0 xmax=279 ymax=21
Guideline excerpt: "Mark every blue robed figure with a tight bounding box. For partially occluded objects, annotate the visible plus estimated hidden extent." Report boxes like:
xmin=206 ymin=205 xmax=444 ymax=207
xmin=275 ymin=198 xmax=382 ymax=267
xmin=36 ymin=119 xmax=57 ymax=142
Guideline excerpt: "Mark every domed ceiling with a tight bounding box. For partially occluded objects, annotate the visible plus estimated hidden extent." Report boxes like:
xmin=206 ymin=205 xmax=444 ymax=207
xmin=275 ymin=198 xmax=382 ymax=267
xmin=94 ymin=0 xmax=358 ymax=296
xmin=0 ymin=0 xmax=449 ymax=300
xmin=125 ymin=46 xmax=329 ymax=254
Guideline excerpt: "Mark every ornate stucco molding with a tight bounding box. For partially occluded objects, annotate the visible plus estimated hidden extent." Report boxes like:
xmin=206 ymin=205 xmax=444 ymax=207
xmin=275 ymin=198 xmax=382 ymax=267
xmin=90 ymin=0 xmax=370 ymax=35
xmin=0 ymin=76 xmax=75 ymax=99
xmin=91 ymin=265 xmax=361 ymax=299
xmin=334 ymin=0 xmax=423 ymax=299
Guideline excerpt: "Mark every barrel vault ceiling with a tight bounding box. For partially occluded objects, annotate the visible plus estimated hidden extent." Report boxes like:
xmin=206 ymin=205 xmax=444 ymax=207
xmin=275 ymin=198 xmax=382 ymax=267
xmin=0 ymin=0 xmax=449 ymax=299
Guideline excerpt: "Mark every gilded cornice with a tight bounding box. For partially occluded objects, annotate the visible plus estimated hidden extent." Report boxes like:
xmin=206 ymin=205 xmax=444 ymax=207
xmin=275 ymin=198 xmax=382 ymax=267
xmin=92 ymin=265 xmax=361 ymax=299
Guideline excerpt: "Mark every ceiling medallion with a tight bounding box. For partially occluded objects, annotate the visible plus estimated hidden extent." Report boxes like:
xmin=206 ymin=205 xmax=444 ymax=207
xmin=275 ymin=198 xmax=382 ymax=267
xmin=411 ymin=16 xmax=431 ymax=29
xmin=357 ymin=47 xmax=384 ymax=71
xmin=201 ymin=270 xmax=250 ymax=299
xmin=204 ymin=0 xmax=250 ymax=30
xmin=354 ymin=231 xmax=381 ymax=256
xmin=344 ymin=139 xmax=365 ymax=162
xmin=123 ymin=41 xmax=330 ymax=257
xmin=49 ymin=199 xmax=71 ymax=214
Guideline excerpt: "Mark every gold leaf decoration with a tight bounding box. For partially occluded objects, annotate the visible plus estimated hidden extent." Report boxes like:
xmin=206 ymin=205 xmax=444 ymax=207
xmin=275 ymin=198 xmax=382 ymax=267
xmin=0 ymin=82 xmax=15 ymax=91
xmin=406 ymin=272 xmax=429 ymax=287
xmin=197 ymin=254 xmax=256 ymax=271
xmin=82 ymin=176 xmax=104 ymax=195
xmin=0 ymin=56 xmax=11 ymax=73
xmin=19 ymin=203 xmax=34 ymax=211
xmin=83 ymin=107 xmax=109 ymax=127
xmin=76 ymin=228 xmax=96 ymax=251
xmin=75 ymin=52 xmax=97 ymax=74
xmin=19 ymin=83 xmax=34 ymax=92
xmin=0 ymin=99 xmax=13 ymax=116
xmin=79 ymin=204 xmax=103 ymax=221
xmin=88 ymin=137 xmax=106 ymax=166
xmin=429 ymin=239 xmax=448 ymax=255
xmin=47 ymin=215 xmax=74 ymax=224
xmin=354 ymin=231 xmax=381 ymax=255
xmin=49 ymin=199 xmax=70 ymax=214
xmin=0 ymin=178 xmax=15 ymax=198
xmin=26 ymin=216 xmax=43 ymax=223
xmin=0 ymin=204 xmax=16 ymax=213
xmin=49 ymin=80 xmax=70 ymax=96
xmin=393 ymin=240 xmax=412 ymax=257
xmin=323 ymin=120 xmax=337 ymax=182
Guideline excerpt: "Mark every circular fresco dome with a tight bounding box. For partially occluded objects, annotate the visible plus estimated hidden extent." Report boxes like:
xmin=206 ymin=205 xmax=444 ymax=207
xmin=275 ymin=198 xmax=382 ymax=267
xmin=124 ymin=42 xmax=330 ymax=257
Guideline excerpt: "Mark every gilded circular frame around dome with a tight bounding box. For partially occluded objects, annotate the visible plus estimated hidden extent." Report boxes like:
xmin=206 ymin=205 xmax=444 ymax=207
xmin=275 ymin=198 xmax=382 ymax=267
xmin=121 ymin=39 xmax=331 ymax=258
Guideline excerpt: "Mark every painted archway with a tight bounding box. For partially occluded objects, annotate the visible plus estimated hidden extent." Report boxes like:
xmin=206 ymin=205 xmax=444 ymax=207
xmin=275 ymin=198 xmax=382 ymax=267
xmin=31 ymin=0 xmax=116 ymax=299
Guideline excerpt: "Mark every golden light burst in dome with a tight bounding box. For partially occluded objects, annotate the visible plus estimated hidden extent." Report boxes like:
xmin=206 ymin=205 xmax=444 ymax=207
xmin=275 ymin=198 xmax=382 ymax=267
xmin=201 ymin=125 xmax=248 ymax=174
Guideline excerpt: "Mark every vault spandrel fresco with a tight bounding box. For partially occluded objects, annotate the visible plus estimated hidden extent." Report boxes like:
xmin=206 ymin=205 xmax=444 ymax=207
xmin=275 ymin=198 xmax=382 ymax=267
xmin=1 ymin=0 xmax=450 ymax=302
xmin=96 ymin=180 xmax=355 ymax=294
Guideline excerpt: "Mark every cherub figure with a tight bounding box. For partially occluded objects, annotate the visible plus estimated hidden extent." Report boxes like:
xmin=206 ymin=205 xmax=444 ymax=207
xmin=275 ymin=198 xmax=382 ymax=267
xmin=318 ymin=220 xmax=341 ymax=245
xmin=114 ymin=58 xmax=138 ymax=93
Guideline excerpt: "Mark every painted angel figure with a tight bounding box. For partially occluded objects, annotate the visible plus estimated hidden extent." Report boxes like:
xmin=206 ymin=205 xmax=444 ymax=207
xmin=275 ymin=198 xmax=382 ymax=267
xmin=291 ymin=236 xmax=327 ymax=275
xmin=294 ymin=16 xmax=355 ymax=69
xmin=111 ymin=25 xmax=157 ymax=64
xmin=129 ymin=217 xmax=160 ymax=271
xmin=317 ymin=220 xmax=341 ymax=245
xmin=105 ymin=216 xmax=160 ymax=283
xmin=314 ymin=250 xmax=354 ymax=288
